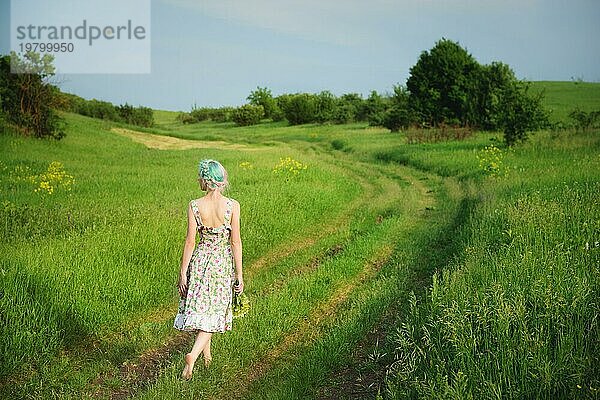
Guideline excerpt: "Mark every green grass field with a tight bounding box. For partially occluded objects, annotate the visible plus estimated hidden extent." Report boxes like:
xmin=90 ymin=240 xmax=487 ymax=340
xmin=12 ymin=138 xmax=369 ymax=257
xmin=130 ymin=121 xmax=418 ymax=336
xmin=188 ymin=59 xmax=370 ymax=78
xmin=530 ymin=81 xmax=600 ymax=123
xmin=0 ymin=82 xmax=599 ymax=399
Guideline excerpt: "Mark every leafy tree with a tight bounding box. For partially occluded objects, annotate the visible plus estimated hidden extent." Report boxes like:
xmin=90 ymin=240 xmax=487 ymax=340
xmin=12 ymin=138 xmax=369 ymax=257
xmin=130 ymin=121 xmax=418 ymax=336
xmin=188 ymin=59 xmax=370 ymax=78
xmin=232 ymin=104 xmax=264 ymax=126
xmin=0 ymin=51 xmax=65 ymax=139
xmin=496 ymin=81 xmax=549 ymax=146
xmin=247 ymin=86 xmax=280 ymax=120
xmin=407 ymin=38 xmax=480 ymax=126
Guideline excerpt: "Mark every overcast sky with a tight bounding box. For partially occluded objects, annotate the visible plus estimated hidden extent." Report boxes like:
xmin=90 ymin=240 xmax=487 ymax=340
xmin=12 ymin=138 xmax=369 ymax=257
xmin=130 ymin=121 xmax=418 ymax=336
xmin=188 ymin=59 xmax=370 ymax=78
xmin=1 ymin=0 xmax=599 ymax=111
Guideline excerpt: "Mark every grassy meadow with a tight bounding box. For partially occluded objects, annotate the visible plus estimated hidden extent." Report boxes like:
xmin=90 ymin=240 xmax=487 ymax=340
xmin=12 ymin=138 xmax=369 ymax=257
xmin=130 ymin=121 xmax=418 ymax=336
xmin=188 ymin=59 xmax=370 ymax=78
xmin=0 ymin=81 xmax=599 ymax=399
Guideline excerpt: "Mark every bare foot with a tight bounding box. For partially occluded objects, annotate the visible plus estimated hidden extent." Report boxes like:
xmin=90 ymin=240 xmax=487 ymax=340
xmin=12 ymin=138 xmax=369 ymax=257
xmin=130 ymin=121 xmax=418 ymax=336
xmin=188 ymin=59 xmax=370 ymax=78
xmin=204 ymin=356 xmax=213 ymax=368
xmin=182 ymin=353 xmax=195 ymax=380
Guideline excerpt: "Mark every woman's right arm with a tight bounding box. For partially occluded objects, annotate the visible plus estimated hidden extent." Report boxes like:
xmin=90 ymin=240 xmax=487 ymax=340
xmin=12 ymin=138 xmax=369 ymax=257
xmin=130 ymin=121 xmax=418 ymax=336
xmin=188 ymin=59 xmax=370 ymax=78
xmin=178 ymin=202 xmax=197 ymax=297
xmin=230 ymin=200 xmax=244 ymax=293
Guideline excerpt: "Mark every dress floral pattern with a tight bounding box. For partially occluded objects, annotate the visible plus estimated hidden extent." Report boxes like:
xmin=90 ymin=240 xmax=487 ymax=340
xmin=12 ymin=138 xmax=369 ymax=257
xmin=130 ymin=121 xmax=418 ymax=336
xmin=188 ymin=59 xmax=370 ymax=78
xmin=173 ymin=197 xmax=235 ymax=333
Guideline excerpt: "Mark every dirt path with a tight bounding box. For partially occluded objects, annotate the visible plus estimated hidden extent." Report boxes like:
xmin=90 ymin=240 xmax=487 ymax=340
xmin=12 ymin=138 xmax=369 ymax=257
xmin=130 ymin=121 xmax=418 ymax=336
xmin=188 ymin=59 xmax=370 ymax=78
xmin=110 ymin=128 xmax=261 ymax=151
xmin=215 ymin=244 xmax=395 ymax=400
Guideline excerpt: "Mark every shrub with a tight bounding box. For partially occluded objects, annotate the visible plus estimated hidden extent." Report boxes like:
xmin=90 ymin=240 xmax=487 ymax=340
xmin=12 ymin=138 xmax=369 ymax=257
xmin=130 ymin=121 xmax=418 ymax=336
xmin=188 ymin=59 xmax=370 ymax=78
xmin=280 ymin=93 xmax=318 ymax=125
xmin=79 ymin=99 xmax=120 ymax=120
xmin=232 ymin=104 xmax=264 ymax=126
xmin=382 ymin=85 xmax=416 ymax=132
xmin=569 ymin=108 xmax=600 ymax=132
xmin=177 ymin=112 xmax=195 ymax=124
xmin=189 ymin=107 xmax=212 ymax=122
xmin=180 ymin=106 xmax=234 ymax=124
xmin=117 ymin=103 xmax=153 ymax=127
xmin=330 ymin=139 xmax=347 ymax=150
xmin=383 ymin=107 xmax=415 ymax=132
xmin=210 ymin=107 xmax=234 ymax=123
xmin=472 ymin=62 xmax=517 ymax=130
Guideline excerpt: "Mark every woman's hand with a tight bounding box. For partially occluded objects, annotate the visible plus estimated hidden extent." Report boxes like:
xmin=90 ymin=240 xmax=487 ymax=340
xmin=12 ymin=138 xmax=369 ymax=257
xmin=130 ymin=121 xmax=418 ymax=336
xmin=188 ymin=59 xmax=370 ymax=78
xmin=234 ymin=277 xmax=244 ymax=294
xmin=178 ymin=274 xmax=188 ymax=298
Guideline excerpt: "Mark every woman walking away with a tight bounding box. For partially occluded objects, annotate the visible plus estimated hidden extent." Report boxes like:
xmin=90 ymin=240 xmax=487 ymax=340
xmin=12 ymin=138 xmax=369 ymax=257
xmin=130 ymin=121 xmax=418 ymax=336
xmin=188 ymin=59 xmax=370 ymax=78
xmin=173 ymin=159 xmax=244 ymax=380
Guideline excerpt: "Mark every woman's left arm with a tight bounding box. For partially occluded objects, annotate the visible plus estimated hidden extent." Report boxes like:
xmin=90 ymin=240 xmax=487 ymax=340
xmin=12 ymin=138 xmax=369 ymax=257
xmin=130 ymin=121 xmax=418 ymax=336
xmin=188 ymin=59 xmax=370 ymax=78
xmin=178 ymin=202 xmax=197 ymax=297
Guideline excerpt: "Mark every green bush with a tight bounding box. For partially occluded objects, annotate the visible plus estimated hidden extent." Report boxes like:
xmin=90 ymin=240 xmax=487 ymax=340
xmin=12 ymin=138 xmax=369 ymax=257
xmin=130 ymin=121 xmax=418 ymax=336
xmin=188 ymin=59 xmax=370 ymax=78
xmin=569 ymin=108 xmax=600 ymax=131
xmin=178 ymin=112 xmax=195 ymax=124
xmin=330 ymin=138 xmax=347 ymax=150
xmin=180 ymin=106 xmax=234 ymax=124
xmin=232 ymin=104 xmax=264 ymax=126
xmin=382 ymin=85 xmax=416 ymax=132
xmin=80 ymin=99 xmax=120 ymax=121
xmin=210 ymin=107 xmax=234 ymax=123
xmin=280 ymin=93 xmax=318 ymax=125
xmin=117 ymin=103 xmax=153 ymax=127
xmin=189 ymin=107 xmax=213 ymax=122
xmin=383 ymin=107 xmax=415 ymax=132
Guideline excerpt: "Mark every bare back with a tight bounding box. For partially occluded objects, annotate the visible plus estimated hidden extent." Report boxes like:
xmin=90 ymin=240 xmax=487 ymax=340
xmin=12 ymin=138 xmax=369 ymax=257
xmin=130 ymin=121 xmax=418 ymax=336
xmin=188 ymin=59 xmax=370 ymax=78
xmin=194 ymin=196 xmax=229 ymax=228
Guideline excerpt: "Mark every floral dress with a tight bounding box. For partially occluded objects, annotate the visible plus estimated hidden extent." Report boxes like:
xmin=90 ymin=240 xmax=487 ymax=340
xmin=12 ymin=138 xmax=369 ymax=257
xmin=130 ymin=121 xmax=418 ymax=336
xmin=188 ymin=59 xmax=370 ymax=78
xmin=173 ymin=197 xmax=235 ymax=333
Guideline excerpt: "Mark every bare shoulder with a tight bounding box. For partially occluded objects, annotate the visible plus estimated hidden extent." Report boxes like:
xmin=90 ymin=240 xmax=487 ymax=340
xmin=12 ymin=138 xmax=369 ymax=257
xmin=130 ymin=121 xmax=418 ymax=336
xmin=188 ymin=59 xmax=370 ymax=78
xmin=228 ymin=197 xmax=240 ymax=210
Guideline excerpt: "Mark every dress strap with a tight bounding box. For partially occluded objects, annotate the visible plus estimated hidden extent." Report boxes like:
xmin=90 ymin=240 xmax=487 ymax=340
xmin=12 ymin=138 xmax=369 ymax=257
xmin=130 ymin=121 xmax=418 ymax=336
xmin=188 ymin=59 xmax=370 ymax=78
xmin=190 ymin=200 xmax=203 ymax=227
xmin=224 ymin=198 xmax=233 ymax=226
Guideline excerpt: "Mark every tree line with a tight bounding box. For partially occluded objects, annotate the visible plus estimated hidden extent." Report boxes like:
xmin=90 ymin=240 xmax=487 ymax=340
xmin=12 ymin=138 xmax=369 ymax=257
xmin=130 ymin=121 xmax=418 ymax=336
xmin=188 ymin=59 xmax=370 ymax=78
xmin=179 ymin=39 xmax=556 ymax=145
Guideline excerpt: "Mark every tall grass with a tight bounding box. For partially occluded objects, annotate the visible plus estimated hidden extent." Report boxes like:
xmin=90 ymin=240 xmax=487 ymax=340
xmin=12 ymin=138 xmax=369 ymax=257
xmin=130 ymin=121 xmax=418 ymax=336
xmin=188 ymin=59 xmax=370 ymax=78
xmin=384 ymin=130 xmax=600 ymax=398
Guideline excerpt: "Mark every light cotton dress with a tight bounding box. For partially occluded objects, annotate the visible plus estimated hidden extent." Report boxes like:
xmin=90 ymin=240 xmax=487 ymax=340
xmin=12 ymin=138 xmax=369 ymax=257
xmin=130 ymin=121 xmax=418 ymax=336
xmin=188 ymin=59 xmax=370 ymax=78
xmin=173 ymin=197 xmax=235 ymax=333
